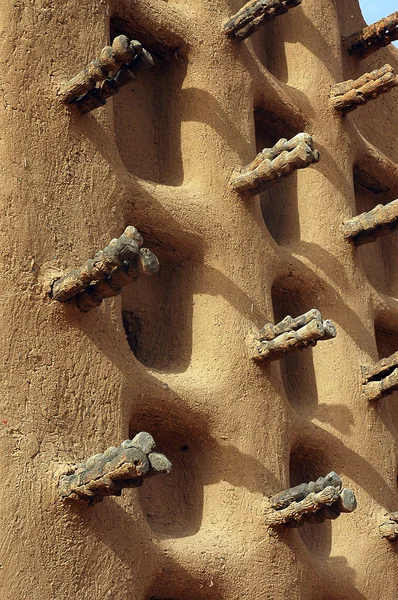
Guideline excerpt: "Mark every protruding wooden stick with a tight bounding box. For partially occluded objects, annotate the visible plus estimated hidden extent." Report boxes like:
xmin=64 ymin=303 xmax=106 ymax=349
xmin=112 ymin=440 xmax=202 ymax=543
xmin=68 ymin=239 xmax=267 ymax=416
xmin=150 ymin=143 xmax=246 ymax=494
xmin=58 ymin=433 xmax=171 ymax=503
xmin=258 ymin=308 xmax=322 ymax=341
xmin=76 ymin=49 xmax=154 ymax=114
xmin=346 ymin=12 xmax=398 ymax=59
xmin=248 ymin=310 xmax=336 ymax=362
xmin=60 ymin=36 xmax=143 ymax=103
xmin=330 ymin=64 xmax=398 ymax=114
xmin=266 ymin=473 xmax=356 ymax=527
xmin=362 ymin=352 xmax=398 ymax=401
xmin=293 ymin=488 xmax=357 ymax=525
xmin=380 ymin=513 xmax=398 ymax=541
xmin=51 ymin=226 xmax=143 ymax=302
xmin=230 ymin=133 xmax=319 ymax=195
xmin=224 ymin=0 xmax=302 ymax=41
xmin=51 ymin=226 xmax=159 ymax=311
xmin=75 ymin=247 xmax=159 ymax=311
xmin=265 ymin=487 xmax=339 ymax=526
xmin=361 ymin=351 xmax=398 ymax=381
xmin=363 ymin=371 xmax=398 ymax=401
xmin=342 ymin=199 xmax=398 ymax=246
xmin=270 ymin=471 xmax=342 ymax=509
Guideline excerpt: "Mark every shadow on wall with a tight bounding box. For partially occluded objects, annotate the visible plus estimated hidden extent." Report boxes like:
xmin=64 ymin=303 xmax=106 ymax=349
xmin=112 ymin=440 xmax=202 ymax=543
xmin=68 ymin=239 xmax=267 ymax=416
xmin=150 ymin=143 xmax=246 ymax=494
xmin=129 ymin=397 xmax=279 ymax=539
xmin=354 ymin=171 xmax=398 ymax=298
xmin=250 ymin=1 xmax=343 ymax=85
xmin=270 ymin=274 xmax=353 ymax=436
xmin=372 ymin=323 xmax=398 ymax=466
xmin=255 ymin=107 xmax=302 ymax=247
xmin=271 ymin=278 xmax=319 ymax=416
xmin=289 ymin=444 xmax=334 ymax=559
xmin=61 ymin=494 xmax=224 ymax=599
xmin=113 ymin=52 xmax=187 ymax=186
xmin=241 ymin=264 xmax=364 ymax=441
xmin=121 ymin=244 xmax=195 ymax=374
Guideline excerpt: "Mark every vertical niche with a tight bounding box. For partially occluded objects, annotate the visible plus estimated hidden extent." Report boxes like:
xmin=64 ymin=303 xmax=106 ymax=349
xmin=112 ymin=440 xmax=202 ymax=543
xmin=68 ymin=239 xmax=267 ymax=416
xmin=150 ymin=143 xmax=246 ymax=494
xmin=373 ymin=321 xmax=398 ymax=493
xmin=289 ymin=444 xmax=334 ymax=559
xmin=255 ymin=108 xmax=303 ymax=246
xmin=249 ymin=13 xmax=289 ymax=83
xmin=374 ymin=322 xmax=398 ymax=408
xmin=353 ymin=164 xmax=398 ymax=297
xmin=375 ymin=324 xmax=398 ymax=361
xmin=129 ymin=401 xmax=213 ymax=539
xmin=110 ymin=22 xmax=188 ymax=185
xmin=271 ymin=274 xmax=320 ymax=416
xmin=121 ymin=236 xmax=194 ymax=373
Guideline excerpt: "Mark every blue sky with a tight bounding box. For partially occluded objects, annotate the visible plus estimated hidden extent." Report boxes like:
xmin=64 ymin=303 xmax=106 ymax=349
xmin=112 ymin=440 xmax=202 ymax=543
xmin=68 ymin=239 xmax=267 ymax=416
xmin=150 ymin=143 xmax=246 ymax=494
xmin=359 ymin=0 xmax=397 ymax=23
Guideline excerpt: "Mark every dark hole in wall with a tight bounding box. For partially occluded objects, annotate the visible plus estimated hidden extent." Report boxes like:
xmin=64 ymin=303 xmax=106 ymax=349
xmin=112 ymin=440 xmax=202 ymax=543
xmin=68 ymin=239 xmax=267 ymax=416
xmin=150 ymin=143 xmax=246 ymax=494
xmin=256 ymin=109 xmax=301 ymax=246
xmin=375 ymin=326 xmax=398 ymax=361
xmin=110 ymin=24 xmax=187 ymax=186
xmin=121 ymin=243 xmax=193 ymax=373
xmin=289 ymin=446 xmax=333 ymax=559
xmin=354 ymin=167 xmax=398 ymax=296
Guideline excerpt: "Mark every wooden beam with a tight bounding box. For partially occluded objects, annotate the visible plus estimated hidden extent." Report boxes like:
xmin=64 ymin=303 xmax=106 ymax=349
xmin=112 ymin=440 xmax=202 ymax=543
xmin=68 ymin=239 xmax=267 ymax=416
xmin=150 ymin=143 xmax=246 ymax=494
xmin=230 ymin=133 xmax=320 ymax=195
xmin=380 ymin=513 xmax=398 ymax=541
xmin=346 ymin=12 xmax=398 ymax=59
xmin=265 ymin=486 xmax=356 ymax=527
xmin=60 ymin=35 xmax=141 ymax=103
xmin=342 ymin=199 xmax=398 ymax=246
xmin=224 ymin=0 xmax=301 ymax=41
xmin=330 ymin=64 xmax=398 ymax=114
xmin=76 ymin=50 xmax=154 ymax=114
xmin=59 ymin=433 xmax=171 ymax=503
xmin=51 ymin=226 xmax=159 ymax=311
xmin=248 ymin=310 xmax=336 ymax=362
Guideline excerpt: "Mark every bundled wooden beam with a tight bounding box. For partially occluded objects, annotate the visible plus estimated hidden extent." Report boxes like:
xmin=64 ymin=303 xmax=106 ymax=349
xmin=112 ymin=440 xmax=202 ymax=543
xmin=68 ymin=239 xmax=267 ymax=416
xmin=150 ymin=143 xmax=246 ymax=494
xmin=60 ymin=36 xmax=142 ymax=103
xmin=346 ymin=12 xmax=398 ymax=59
xmin=330 ymin=64 xmax=398 ymax=115
xmin=230 ymin=133 xmax=320 ymax=195
xmin=297 ymin=488 xmax=357 ymax=525
xmin=224 ymin=0 xmax=302 ymax=41
xmin=270 ymin=471 xmax=342 ymax=509
xmin=75 ymin=247 xmax=159 ymax=311
xmin=76 ymin=50 xmax=154 ymax=114
xmin=265 ymin=474 xmax=356 ymax=527
xmin=342 ymin=199 xmax=398 ymax=246
xmin=380 ymin=513 xmax=398 ymax=541
xmin=59 ymin=432 xmax=171 ymax=503
xmin=248 ymin=309 xmax=336 ymax=362
xmin=59 ymin=35 xmax=154 ymax=112
xmin=51 ymin=226 xmax=159 ymax=311
xmin=361 ymin=351 xmax=398 ymax=401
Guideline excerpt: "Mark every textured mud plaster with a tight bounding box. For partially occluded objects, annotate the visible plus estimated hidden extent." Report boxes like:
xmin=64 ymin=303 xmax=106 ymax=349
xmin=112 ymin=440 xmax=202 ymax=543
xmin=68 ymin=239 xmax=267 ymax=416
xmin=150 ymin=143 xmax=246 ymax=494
xmin=0 ymin=0 xmax=398 ymax=599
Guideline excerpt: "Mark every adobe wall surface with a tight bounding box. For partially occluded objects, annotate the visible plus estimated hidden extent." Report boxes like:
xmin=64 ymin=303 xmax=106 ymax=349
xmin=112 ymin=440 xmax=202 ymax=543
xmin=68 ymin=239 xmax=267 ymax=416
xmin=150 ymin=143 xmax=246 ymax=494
xmin=0 ymin=0 xmax=397 ymax=598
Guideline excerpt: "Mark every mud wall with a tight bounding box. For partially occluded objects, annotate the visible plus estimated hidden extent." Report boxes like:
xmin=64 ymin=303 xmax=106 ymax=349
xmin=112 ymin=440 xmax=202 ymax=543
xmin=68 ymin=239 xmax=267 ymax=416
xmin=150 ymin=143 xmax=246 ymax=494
xmin=0 ymin=0 xmax=397 ymax=598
